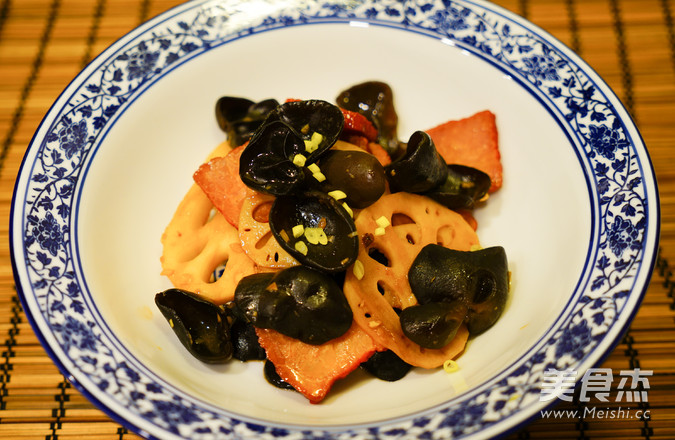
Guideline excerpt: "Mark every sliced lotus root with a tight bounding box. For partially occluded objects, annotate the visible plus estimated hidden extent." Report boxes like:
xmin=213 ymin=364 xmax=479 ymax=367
xmin=238 ymin=190 xmax=299 ymax=269
xmin=343 ymin=192 xmax=479 ymax=368
xmin=160 ymin=179 xmax=259 ymax=304
xmin=205 ymin=139 xmax=233 ymax=161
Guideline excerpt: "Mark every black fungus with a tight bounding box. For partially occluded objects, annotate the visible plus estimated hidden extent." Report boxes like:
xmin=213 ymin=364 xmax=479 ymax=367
xmin=361 ymin=350 xmax=412 ymax=381
xmin=399 ymin=301 xmax=466 ymax=349
xmin=336 ymin=81 xmax=400 ymax=155
xmin=407 ymin=244 xmax=509 ymax=336
xmin=385 ymin=131 xmax=448 ymax=193
xmin=264 ymin=360 xmax=296 ymax=390
xmin=239 ymin=120 xmax=306 ymax=195
xmin=234 ymin=266 xmax=353 ymax=345
xmin=215 ymin=97 xmax=279 ymax=147
xmin=155 ymin=289 xmax=233 ymax=363
xmin=265 ymin=100 xmax=344 ymax=162
xmin=426 ymin=164 xmax=491 ymax=210
xmin=269 ymin=190 xmax=358 ymax=272
xmin=239 ymin=100 xmax=344 ymax=196
xmin=227 ymin=304 xmax=267 ymax=362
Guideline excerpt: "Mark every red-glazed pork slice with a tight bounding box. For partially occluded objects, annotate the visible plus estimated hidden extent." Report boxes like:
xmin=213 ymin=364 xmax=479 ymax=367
xmin=256 ymin=323 xmax=380 ymax=403
xmin=193 ymin=144 xmax=248 ymax=228
xmin=425 ymin=110 xmax=502 ymax=193
xmin=365 ymin=142 xmax=392 ymax=167
xmin=341 ymin=108 xmax=378 ymax=142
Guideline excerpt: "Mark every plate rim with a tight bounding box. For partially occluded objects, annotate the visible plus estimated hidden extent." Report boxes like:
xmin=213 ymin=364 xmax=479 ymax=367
xmin=9 ymin=0 xmax=660 ymax=438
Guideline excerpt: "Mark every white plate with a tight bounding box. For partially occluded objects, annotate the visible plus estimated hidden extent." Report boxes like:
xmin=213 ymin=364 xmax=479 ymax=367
xmin=10 ymin=0 xmax=660 ymax=438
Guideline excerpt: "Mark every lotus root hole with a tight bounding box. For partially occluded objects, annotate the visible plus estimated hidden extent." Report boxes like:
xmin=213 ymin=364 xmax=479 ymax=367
xmin=376 ymin=281 xmax=386 ymax=295
xmin=436 ymin=225 xmax=456 ymax=246
xmin=391 ymin=213 xmax=415 ymax=226
xmin=206 ymin=208 xmax=217 ymax=223
xmin=209 ymin=259 xmax=228 ymax=282
xmin=264 ymin=251 xmax=281 ymax=264
xmin=255 ymin=231 xmax=274 ymax=250
xmin=252 ymin=201 xmax=272 ymax=223
xmin=367 ymin=247 xmax=390 ymax=266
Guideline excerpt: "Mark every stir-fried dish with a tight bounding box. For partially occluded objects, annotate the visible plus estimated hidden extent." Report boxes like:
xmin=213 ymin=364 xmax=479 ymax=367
xmin=156 ymin=81 xmax=509 ymax=403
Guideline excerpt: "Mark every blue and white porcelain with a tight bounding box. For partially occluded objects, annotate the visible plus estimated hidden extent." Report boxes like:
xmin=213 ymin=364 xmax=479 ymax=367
xmin=10 ymin=0 xmax=659 ymax=438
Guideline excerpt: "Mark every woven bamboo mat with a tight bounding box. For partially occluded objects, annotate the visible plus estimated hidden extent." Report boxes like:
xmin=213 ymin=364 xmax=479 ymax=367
xmin=1 ymin=0 xmax=673 ymax=439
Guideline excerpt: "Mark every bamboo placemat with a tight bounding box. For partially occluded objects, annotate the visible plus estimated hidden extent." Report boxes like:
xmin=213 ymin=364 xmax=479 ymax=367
xmin=0 ymin=0 xmax=673 ymax=439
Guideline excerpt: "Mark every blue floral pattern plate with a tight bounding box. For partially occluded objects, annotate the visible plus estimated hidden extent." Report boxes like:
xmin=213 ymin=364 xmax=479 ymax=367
xmin=10 ymin=0 xmax=659 ymax=438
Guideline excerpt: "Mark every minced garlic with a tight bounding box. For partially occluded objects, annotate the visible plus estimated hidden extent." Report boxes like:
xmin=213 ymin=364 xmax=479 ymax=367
xmin=375 ymin=216 xmax=390 ymax=228
xmin=304 ymin=227 xmax=328 ymax=245
xmin=342 ymin=202 xmax=353 ymax=218
xmin=353 ymin=259 xmax=365 ymax=280
xmin=304 ymin=132 xmax=324 ymax=153
xmin=443 ymin=359 xmax=460 ymax=373
xmin=306 ymin=163 xmax=325 ymax=182
xmin=327 ymin=190 xmax=347 ymax=201
xmin=292 ymin=154 xmax=307 ymax=167
xmin=294 ymin=241 xmax=308 ymax=255
xmin=292 ymin=224 xmax=305 ymax=238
